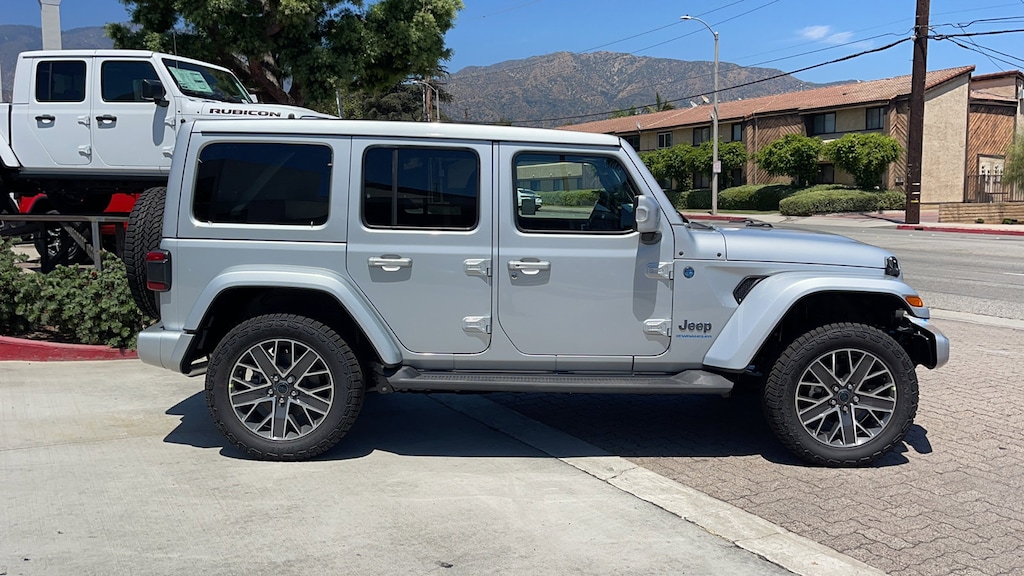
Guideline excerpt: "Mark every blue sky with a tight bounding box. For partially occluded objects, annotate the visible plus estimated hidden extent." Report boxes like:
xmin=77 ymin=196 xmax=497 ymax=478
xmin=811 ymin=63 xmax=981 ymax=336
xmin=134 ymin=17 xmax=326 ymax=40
xmin=5 ymin=0 xmax=1024 ymax=84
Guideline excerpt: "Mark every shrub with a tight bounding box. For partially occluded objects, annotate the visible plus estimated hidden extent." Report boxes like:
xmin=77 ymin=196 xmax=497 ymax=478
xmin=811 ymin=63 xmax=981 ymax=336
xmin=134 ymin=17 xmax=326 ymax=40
xmin=716 ymin=184 xmax=796 ymax=211
xmin=822 ymin=133 xmax=902 ymax=189
xmin=13 ymin=252 xmax=152 ymax=348
xmin=755 ymin=133 xmax=823 ymax=186
xmin=779 ymin=188 xmax=905 ymax=216
xmin=0 ymin=238 xmax=31 ymax=334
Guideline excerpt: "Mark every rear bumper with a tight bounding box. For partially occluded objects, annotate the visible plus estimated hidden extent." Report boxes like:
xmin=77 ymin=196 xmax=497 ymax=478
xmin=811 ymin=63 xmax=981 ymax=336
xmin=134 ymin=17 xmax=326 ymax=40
xmin=137 ymin=323 xmax=196 ymax=374
xmin=907 ymin=315 xmax=950 ymax=369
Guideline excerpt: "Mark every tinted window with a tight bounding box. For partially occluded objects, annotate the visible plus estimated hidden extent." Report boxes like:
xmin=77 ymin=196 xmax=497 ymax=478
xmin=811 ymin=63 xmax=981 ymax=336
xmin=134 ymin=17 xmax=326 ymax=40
xmin=193 ymin=142 xmax=331 ymax=225
xmin=514 ymin=153 xmax=638 ymax=234
xmin=35 ymin=60 xmax=86 ymax=102
xmin=362 ymin=147 xmax=478 ymax=229
xmin=101 ymin=61 xmax=160 ymax=102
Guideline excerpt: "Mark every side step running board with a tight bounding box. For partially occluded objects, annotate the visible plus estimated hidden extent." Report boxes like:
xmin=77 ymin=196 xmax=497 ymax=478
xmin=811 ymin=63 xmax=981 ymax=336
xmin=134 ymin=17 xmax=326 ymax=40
xmin=381 ymin=367 xmax=733 ymax=395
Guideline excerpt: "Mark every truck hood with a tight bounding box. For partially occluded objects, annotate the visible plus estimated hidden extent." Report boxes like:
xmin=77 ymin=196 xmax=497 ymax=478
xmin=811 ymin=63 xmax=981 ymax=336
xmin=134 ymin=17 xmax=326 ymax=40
xmin=717 ymin=226 xmax=892 ymax=269
xmin=193 ymin=102 xmax=334 ymax=119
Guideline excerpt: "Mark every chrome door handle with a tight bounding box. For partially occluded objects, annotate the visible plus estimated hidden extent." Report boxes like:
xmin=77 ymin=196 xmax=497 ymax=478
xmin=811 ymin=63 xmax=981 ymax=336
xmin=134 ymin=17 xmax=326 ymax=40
xmin=508 ymin=260 xmax=551 ymax=275
xmin=368 ymin=256 xmax=412 ymax=272
xmin=96 ymin=114 xmax=117 ymax=124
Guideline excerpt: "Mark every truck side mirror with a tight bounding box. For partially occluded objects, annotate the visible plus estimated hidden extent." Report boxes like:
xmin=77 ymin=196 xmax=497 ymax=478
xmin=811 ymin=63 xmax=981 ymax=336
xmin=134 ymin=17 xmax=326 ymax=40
xmin=634 ymin=195 xmax=661 ymax=234
xmin=141 ymin=79 xmax=169 ymax=107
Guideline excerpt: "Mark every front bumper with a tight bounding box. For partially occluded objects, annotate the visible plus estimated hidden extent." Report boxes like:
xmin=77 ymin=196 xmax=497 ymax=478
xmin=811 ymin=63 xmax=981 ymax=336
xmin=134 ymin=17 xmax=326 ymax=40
xmin=907 ymin=315 xmax=950 ymax=369
xmin=137 ymin=323 xmax=196 ymax=374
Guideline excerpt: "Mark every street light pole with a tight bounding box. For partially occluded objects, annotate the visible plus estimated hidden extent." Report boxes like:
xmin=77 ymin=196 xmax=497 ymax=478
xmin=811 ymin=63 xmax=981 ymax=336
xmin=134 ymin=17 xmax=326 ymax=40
xmin=681 ymin=15 xmax=719 ymax=215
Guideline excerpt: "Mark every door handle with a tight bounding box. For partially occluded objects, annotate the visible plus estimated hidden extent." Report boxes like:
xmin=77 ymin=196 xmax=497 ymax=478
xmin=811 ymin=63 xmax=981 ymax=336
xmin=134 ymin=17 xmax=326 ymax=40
xmin=35 ymin=114 xmax=55 ymax=123
xmin=96 ymin=114 xmax=118 ymax=124
xmin=368 ymin=256 xmax=412 ymax=272
xmin=508 ymin=260 xmax=551 ymax=275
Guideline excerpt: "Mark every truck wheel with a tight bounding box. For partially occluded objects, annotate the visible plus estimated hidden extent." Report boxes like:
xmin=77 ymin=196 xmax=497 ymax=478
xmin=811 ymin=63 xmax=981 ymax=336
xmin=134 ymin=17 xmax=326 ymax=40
xmin=763 ymin=322 xmax=918 ymax=467
xmin=34 ymin=210 xmax=88 ymax=271
xmin=205 ymin=314 xmax=365 ymax=461
xmin=124 ymin=186 xmax=166 ymax=318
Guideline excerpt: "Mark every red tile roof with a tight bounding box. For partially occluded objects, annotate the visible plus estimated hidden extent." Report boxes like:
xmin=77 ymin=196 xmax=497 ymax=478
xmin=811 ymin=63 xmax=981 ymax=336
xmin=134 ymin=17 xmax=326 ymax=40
xmin=563 ymin=66 xmax=975 ymax=134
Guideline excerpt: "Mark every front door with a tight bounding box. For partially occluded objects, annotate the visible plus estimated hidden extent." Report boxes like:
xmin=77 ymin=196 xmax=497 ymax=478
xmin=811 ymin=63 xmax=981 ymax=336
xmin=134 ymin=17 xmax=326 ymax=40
xmin=16 ymin=58 xmax=92 ymax=167
xmin=346 ymin=139 xmax=493 ymax=354
xmin=91 ymin=58 xmax=176 ymax=169
xmin=495 ymin=145 xmax=673 ymax=358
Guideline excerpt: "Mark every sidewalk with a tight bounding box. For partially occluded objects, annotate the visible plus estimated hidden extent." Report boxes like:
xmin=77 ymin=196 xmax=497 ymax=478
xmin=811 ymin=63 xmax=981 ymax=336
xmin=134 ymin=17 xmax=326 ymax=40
xmin=682 ymin=208 xmax=1024 ymax=236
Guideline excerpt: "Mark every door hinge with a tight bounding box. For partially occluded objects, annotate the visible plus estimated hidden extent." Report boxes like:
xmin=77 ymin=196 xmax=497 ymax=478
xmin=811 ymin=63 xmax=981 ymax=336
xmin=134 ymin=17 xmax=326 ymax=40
xmin=646 ymin=262 xmax=673 ymax=280
xmin=164 ymin=116 xmax=177 ymax=127
xmin=162 ymin=146 xmax=174 ymax=158
xmin=77 ymin=115 xmax=90 ymax=127
xmin=77 ymin=145 xmax=92 ymax=156
xmin=464 ymin=258 xmax=491 ymax=277
xmin=643 ymin=319 xmax=672 ymax=337
xmin=462 ymin=316 xmax=491 ymax=334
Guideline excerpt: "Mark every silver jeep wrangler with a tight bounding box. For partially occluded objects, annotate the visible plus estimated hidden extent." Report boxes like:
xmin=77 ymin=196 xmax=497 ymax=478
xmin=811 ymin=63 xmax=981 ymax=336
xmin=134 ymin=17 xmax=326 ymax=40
xmin=129 ymin=119 xmax=948 ymax=466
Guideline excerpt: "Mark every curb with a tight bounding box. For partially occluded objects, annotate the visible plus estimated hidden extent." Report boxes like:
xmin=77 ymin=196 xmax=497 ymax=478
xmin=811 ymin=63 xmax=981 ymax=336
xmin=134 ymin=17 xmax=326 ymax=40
xmin=896 ymin=224 xmax=1024 ymax=236
xmin=0 ymin=336 xmax=138 ymax=361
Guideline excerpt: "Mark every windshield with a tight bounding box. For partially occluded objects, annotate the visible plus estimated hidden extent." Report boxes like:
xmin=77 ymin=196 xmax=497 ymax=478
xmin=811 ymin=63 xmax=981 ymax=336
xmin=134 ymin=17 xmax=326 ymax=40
xmin=161 ymin=58 xmax=252 ymax=103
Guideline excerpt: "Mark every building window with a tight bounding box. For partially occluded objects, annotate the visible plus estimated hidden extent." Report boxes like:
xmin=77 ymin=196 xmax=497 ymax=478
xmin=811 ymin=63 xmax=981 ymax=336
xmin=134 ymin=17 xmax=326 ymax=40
xmin=731 ymin=123 xmax=743 ymax=142
xmin=362 ymin=147 xmax=479 ymax=230
xmin=817 ymin=164 xmax=835 ymax=184
xmin=810 ymin=112 xmax=836 ymax=135
xmin=194 ymin=142 xmax=331 ymax=226
xmin=658 ymin=132 xmax=673 ymax=148
xmin=35 ymin=60 xmax=86 ymax=102
xmin=693 ymin=126 xmax=711 ymax=146
xmin=866 ymin=107 xmax=885 ymax=130
xmin=730 ymin=167 xmax=744 ymax=186
xmin=624 ymin=135 xmax=641 ymax=150
xmin=693 ymin=172 xmax=710 ymax=189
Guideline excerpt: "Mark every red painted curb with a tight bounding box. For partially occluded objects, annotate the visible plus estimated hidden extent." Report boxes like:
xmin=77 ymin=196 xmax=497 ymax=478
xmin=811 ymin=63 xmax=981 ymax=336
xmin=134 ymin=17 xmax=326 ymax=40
xmin=896 ymin=225 xmax=1024 ymax=236
xmin=0 ymin=336 xmax=138 ymax=361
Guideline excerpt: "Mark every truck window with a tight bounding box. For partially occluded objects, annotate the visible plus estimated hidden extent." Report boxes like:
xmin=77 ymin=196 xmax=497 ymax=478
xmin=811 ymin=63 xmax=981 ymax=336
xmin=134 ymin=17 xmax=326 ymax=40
xmin=35 ymin=60 xmax=86 ymax=102
xmin=162 ymin=58 xmax=252 ymax=103
xmin=101 ymin=61 xmax=160 ymax=102
xmin=362 ymin=147 xmax=479 ymax=230
xmin=513 ymin=153 xmax=638 ymax=234
xmin=192 ymin=142 xmax=331 ymax=226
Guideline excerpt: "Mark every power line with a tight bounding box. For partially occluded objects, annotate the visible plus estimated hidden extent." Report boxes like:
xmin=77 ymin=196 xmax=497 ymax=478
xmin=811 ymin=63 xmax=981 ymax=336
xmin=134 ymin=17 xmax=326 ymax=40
xmin=508 ymin=37 xmax=912 ymax=125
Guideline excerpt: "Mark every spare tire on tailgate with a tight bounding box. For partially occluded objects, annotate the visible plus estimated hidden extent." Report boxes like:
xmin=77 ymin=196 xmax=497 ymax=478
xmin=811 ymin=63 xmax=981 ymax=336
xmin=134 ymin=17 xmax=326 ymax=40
xmin=124 ymin=186 xmax=166 ymax=319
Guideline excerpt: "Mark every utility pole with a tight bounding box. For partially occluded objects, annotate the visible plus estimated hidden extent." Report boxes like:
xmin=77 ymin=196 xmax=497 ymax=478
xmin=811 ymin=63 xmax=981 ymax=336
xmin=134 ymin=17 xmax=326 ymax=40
xmin=905 ymin=0 xmax=929 ymax=225
xmin=39 ymin=0 xmax=63 ymax=50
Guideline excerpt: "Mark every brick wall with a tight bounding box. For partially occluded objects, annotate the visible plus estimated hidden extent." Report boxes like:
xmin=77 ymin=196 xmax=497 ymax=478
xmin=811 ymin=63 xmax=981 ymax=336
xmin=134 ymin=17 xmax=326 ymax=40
xmin=939 ymin=202 xmax=1024 ymax=222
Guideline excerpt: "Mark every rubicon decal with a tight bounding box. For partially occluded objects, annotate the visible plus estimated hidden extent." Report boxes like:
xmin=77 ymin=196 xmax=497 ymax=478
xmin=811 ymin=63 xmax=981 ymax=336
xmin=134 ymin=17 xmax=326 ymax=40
xmin=207 ymin=108 xmax=283 ymax=117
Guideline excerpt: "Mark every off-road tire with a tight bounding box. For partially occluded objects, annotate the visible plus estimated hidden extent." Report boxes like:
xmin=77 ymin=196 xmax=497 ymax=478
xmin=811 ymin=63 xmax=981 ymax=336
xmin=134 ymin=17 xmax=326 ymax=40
xmin=763 ymin=322 xmax=918 ymax=467
xmin=34 ymin=210 xmax=88 ymax=272
xmin=205 ymin=314 xmax=365 ymax=461
xmin=124 ymin=186 xmax=166 ymax=318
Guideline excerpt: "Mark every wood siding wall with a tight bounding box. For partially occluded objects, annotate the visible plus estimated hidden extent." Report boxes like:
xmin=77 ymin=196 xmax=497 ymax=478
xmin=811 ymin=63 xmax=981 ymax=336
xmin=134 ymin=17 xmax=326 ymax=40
xmin=966 ymin=104 xmax=1017 ymax=187
xmin=887 ymin=101 xmax=910 ymax=190
xmin=746 ymin=113 xmax=803 ymax=185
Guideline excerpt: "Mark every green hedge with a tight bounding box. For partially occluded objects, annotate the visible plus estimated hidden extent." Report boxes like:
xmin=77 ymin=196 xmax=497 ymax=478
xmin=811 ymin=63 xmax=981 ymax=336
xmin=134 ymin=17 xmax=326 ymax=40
xmin=779 ymin=188 xmax=905 ymax=216
xmin=1 ymin=239 xmax=152 ymax=348
xmin=536 ymin=190 xmax=601 ymax=207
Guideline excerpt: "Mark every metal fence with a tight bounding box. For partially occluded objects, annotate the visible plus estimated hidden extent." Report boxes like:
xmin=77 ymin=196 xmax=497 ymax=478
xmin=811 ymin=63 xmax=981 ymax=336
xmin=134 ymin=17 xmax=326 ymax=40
xmin=965 ymin=174 xmax=1023 ymax=203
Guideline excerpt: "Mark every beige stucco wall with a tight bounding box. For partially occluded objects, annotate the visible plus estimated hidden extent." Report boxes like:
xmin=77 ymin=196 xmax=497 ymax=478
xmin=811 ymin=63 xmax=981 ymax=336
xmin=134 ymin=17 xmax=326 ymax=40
xmin=921 ymin=76 xmax=970 ymax=203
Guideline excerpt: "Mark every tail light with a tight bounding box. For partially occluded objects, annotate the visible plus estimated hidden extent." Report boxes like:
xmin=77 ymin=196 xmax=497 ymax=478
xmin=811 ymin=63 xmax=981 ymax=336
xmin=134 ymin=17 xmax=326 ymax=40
xmin=146 ymin=250 xmax=171 ymax=292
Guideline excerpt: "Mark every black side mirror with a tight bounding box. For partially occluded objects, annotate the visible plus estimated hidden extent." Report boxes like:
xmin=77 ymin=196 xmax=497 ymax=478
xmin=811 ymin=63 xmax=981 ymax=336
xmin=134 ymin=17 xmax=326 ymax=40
xmin=141 ymin=79 xmax=169 ymax=107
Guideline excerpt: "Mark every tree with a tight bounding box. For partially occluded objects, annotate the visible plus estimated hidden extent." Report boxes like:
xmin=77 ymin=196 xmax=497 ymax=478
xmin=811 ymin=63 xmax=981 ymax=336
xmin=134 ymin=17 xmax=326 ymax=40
xmin=756 ymin=133 xmax=824 ymax=186
xmin=823 ymin=133 xmax=902 ymax=189
xmin=1003 ymin=137 xmax=1024 ymax=190
xmin=691 ymin=140 xmax=748 ymax=187
xmin=107 ymin=0 xmax=463 ymax=111
xmin=344 ymin=81 xmax=453 ymax=121
xmin=640 ymin=145 xmax=694 ymax=187
xmin=645 ymin=93 xmax=675 ymax=113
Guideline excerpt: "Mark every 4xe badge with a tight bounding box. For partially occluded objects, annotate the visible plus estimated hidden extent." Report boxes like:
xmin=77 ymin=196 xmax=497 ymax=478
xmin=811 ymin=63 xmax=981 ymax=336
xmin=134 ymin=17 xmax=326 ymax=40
xmin=676 ymin=319 xmax=713 ymax=339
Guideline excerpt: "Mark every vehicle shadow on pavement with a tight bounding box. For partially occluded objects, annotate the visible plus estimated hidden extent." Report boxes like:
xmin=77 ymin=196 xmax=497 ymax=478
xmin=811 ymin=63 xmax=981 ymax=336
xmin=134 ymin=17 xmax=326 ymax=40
xmin=161 ymin=390 xmax=929 ymax=467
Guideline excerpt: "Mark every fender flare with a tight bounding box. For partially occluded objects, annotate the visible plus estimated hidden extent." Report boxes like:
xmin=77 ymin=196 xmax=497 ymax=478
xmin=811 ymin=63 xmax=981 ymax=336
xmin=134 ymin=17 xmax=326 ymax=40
xmin=185 ymin=265 xmax=403 ymax=366
xmin=703 ymin=272 xmax=925 ymax=371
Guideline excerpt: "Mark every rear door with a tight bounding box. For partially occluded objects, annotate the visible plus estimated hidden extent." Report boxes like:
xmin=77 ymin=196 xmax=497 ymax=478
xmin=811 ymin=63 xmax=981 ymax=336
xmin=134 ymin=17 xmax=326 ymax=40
xmin=346 ymin=139 xmax=493 ymax=354
xmin=91 ymin=57 xmax=176 ymax=169
xmin=14 ymin=57 xmax=92 ymax=167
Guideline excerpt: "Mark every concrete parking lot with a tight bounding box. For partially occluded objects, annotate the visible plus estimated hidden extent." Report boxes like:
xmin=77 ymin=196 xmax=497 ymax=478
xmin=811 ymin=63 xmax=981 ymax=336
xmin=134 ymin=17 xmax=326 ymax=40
xmin=494 ymin=316 xmax=1024 ymax=576
xmin=1 ymin=361 xmax=809 ymax=576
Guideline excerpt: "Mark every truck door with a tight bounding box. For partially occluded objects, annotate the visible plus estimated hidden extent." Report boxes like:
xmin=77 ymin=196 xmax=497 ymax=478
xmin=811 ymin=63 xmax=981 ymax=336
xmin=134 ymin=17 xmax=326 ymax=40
xmin=91 ymin=58 xmax=176 ymax=169
xmin=495 ymin=145 xmax=674 ymax=359
xmin=346 ymin=139 xmax=493 ymax=355
xmin=13 ymin=58 xmax=92 ymax=167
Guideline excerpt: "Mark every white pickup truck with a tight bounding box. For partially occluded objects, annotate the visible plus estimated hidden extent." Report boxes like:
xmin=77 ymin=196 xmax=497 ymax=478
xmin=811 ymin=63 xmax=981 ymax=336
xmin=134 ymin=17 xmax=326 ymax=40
xmin=0 ymin=49 xmax=328 ymax=216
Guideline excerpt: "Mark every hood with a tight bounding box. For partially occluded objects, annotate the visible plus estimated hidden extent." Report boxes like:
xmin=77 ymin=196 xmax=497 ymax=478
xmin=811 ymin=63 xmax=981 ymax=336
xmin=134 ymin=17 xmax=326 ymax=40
xmin=192 ymin=102 xmax=334 ymax=120
xmin=718 ymin=226 xmax=893 ymax=269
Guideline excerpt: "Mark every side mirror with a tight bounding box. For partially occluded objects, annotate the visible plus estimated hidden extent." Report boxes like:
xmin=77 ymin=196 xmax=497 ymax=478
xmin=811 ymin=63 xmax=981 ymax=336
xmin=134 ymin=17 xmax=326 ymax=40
xmin=141 ymin=79 xmax=168 ymax=107
xmin=634 ymin=195 xmax=661 ymax=233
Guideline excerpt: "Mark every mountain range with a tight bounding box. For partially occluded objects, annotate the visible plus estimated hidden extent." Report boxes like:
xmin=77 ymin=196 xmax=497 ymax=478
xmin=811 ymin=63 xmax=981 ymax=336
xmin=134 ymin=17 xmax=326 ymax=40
xmin=2 ymin=25 xmax=841 ymax=127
